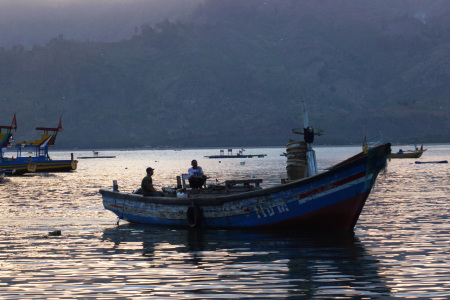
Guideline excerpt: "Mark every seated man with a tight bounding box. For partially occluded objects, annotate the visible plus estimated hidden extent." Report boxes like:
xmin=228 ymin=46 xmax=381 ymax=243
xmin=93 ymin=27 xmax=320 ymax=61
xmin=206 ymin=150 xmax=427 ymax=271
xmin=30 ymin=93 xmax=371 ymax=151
xmin=188 ymin=160 xmax=207 ymax=189
xmin=141 ymin=167 xmax=166 ymax=197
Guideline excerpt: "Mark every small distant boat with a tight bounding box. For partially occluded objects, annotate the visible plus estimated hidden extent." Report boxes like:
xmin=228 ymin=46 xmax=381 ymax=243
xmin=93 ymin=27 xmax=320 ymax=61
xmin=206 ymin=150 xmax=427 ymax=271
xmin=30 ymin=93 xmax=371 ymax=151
xmin=0 ymin=115 xmax=77 ymax=174
xmin=388 ymin=145 xmax=427 ymax=159
xmin=205 ymin=149 xmax=267 ymax=159
xmin=77 ymin=151 xmax=116 ymax=159
xmin=415 ymin=160 xmax=448 ymax=164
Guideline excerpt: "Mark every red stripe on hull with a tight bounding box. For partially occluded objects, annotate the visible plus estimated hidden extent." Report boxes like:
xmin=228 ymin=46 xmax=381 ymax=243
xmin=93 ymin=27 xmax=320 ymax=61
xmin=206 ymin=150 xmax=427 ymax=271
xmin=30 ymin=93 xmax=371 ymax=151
xmin=257 ymin=191 xmax=370 ymax=230
xmin=298 ymin=171 xmax=366 ymax=200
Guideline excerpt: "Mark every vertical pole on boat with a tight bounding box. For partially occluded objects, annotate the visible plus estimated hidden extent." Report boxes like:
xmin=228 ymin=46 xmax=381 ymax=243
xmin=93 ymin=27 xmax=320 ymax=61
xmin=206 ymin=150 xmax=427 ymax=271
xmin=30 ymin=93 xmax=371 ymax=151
xmin=301 ymin=101 xmax=317 ymax=177
xmin=302 ymin=100 xmax=310 ymax=130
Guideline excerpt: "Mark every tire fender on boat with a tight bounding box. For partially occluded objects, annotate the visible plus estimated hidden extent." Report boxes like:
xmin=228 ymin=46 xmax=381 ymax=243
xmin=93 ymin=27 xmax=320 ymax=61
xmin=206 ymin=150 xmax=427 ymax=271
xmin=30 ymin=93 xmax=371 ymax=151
xmin=187 ymin=203 xmax=202 ymax=228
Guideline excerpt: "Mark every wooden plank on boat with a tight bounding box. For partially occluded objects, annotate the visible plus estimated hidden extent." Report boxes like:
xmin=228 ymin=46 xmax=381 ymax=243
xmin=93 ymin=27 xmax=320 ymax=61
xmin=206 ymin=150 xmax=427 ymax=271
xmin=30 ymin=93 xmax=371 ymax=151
xmin=225 ymin=179 xmax=263 ymax=187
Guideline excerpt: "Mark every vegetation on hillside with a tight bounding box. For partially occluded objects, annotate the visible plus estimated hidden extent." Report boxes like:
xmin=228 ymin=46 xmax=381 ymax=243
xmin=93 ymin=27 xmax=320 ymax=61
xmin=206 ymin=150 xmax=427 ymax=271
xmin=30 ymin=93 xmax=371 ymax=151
xmin=1 ymin=0 xmax=449 ymax=148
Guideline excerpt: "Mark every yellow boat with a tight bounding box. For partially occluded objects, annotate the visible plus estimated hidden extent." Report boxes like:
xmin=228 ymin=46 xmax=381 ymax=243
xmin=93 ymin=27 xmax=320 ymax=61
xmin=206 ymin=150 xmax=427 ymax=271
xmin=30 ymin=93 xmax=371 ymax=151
xmin=388 ymin=145 xmax=427 ymax=159
xmin=362 ymin=138 xmax=426 ymax=159
xmin=1 ymin=115 xmax=77 ymax=174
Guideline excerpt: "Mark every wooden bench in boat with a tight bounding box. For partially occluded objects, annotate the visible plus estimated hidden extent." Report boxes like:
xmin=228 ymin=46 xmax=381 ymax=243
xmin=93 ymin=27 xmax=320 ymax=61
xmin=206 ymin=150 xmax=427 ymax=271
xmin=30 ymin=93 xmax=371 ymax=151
xmin=224 ymin=179 xmax=262 ymax=194
xmin=170 ymin=175 xmax=264 ymax=198
xmin=177 ymin=174 xmax=207 ymax=189
xmin=225 ymin=179 xmax=262 ymax=188
xmin=186 ymin=178 xmax=263 ymax=197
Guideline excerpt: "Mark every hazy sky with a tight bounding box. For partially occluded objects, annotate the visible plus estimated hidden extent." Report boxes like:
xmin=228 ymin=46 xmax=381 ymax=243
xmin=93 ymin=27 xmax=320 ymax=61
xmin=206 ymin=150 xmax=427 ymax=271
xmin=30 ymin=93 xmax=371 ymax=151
xmin=1 ymin=0 xmax=448 ymax=49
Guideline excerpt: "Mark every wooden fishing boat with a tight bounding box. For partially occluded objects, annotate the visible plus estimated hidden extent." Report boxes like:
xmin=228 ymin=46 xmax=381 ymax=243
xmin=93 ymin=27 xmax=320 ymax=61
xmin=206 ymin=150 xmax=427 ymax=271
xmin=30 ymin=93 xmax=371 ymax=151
xmin=388 ymin=145 xmax=426 ymax=159
xmin=0 ymin=116 xmax=77 ymax=174
xmin=100 ymin=143 xmax=390 ymax=230
xmin=100 ymin=102 xmax=391 ymax=230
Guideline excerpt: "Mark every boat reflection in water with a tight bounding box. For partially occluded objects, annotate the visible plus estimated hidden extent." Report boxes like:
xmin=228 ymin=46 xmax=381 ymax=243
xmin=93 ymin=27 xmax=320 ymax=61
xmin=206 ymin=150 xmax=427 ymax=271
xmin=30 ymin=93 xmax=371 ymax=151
xmin=102 ymin=224 xmax=391 ymax=299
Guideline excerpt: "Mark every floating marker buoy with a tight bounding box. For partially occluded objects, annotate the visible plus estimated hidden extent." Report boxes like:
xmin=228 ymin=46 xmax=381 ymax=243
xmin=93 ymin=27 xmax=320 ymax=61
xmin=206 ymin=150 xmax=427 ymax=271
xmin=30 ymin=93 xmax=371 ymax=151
xmin=49 ymin=230 xmax=61 ymax=236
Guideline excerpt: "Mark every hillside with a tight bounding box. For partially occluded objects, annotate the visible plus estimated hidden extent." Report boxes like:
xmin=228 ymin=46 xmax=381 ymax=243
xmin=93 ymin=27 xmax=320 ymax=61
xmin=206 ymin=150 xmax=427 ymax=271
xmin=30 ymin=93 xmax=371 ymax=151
xmin=0 ymin=0 xmax=204 ymax=49
xmin=1 ymin=0 xmax=450 ymax=149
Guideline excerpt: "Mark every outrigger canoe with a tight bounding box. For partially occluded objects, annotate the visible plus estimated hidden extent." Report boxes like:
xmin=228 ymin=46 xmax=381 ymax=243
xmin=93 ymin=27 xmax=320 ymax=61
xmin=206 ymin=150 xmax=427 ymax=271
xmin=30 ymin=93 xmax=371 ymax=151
xmin=0 ymin=115 xmax=77 ymax=174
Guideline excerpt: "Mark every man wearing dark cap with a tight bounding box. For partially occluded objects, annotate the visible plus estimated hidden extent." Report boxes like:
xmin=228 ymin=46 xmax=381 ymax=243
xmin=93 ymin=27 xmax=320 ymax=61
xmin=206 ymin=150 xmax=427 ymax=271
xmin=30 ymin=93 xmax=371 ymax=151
xmin=141 ymin=167 xmax=165 ymax=197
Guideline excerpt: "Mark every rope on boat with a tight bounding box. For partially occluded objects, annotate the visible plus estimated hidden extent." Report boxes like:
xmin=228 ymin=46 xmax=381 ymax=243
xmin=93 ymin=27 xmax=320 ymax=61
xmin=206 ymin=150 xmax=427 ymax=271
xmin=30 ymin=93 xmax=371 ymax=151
xmin=367 ymin=143 xmax=391 ymax=173
xmin=117 ymin=195 xmax=127 ymax=225
xmin=364 ymin=143 xmax=391 ymax=189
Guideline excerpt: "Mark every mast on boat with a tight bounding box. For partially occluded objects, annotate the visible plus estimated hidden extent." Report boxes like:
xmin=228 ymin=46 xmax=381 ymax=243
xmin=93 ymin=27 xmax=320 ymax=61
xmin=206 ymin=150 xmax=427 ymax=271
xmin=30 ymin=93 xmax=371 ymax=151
xmin=301 ymin=101 xmax=318 ymax=177
xmin=0 ymin=114 xmax=17 ymax=159
xmin=288 ymin=100 xmax=322 ymax=179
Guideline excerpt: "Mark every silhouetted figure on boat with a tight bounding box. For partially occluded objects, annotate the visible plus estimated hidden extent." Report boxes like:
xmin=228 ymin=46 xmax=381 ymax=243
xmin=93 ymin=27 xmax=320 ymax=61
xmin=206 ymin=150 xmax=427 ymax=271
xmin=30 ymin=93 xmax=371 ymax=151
xmin=141 ymin=167 xmax=165 ymax=197
xmin=188 ymin=160 xmax=207 ymax=189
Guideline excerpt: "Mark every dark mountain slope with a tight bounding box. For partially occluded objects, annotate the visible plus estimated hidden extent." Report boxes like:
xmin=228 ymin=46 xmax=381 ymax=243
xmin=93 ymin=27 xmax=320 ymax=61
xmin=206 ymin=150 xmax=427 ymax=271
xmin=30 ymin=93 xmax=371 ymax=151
xmin=1 ymin=0 xmax=449 ymax=148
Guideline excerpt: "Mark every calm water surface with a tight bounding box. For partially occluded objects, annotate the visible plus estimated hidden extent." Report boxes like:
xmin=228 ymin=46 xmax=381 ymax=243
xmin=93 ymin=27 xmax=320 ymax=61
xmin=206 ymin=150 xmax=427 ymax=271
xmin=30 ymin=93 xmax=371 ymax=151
xmin=1 ymin=146 xmax=449 ymax=299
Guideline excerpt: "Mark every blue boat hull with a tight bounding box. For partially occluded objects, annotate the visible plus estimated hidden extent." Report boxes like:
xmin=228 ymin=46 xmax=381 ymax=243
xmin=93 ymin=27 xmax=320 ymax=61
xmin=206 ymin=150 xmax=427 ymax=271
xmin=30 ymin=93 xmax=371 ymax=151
xmin=100 ymin=144 xmax=390 ymax=230
xmin=0 ymin=158 xmax=77 ymax=174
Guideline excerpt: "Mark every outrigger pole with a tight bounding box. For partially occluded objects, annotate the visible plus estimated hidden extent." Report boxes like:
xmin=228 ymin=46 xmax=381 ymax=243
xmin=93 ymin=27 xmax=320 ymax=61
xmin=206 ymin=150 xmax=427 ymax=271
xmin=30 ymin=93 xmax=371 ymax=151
xmin=15 ymin=116 xmax=64 ymax=159
xmin=0 ymin=114 xmax=17 ymax=149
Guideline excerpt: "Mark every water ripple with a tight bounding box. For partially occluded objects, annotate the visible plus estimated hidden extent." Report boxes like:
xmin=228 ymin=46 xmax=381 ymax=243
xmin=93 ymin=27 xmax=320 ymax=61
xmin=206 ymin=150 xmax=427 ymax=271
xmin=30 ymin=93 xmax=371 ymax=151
xmin=1 ymin=146 xmax=449 ymax=298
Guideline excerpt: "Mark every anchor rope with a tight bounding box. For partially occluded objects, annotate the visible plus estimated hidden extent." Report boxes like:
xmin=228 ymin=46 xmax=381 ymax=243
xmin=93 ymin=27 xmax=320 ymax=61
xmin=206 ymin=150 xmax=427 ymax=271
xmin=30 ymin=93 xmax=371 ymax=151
xmin=117 ymin=196 xmax=126 ymax=225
